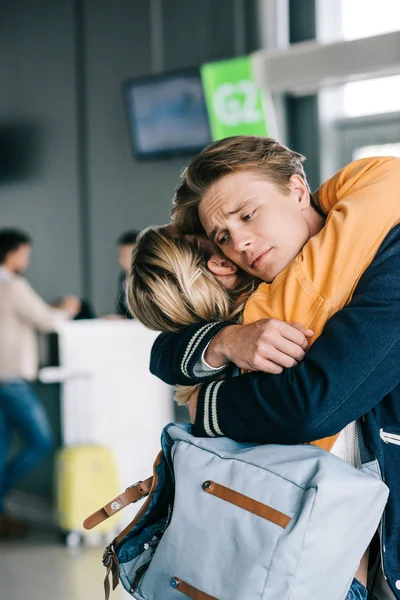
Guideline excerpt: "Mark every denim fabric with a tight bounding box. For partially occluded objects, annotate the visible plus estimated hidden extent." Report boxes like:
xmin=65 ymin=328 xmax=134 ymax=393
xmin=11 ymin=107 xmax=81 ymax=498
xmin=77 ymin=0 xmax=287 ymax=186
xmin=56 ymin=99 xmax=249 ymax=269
xmin=0 ymin=380 xmax=53 ymax=511
xmin=346 ymin=578 xmax=368 ymax=600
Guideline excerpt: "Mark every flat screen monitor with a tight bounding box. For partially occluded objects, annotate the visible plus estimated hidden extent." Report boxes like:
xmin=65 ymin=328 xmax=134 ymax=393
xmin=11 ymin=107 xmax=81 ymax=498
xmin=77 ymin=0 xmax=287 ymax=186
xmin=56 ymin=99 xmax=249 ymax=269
xmin=123 ymin=70 xmax=212 ymax=159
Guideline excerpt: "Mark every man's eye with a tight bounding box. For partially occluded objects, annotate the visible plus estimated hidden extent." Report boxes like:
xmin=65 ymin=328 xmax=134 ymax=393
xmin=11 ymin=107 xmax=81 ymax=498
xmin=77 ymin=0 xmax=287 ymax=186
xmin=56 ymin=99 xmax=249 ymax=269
xmin=242 ymin=212 xmax=254 ymax=222
xmin=218 ymin=233 xmax=229 ymax=245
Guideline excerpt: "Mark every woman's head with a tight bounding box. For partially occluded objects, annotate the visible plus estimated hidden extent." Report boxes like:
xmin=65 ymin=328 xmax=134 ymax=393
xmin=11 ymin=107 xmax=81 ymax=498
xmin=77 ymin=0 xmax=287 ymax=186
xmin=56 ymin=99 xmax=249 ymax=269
xmin=128 ymin=225 xmax=255 ymax=332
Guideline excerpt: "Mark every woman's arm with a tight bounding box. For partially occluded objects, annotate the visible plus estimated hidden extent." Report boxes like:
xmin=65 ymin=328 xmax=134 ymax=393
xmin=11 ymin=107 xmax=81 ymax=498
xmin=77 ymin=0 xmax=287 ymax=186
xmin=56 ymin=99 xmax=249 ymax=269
xmin=243 ymin=157 xmax=400 ymax=338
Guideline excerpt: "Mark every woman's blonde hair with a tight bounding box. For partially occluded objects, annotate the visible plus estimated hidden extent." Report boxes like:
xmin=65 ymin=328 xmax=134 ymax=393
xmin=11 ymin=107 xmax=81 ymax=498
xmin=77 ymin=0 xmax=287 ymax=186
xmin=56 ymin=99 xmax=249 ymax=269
xmin=128 ymin=225 xmax=256 ymax=404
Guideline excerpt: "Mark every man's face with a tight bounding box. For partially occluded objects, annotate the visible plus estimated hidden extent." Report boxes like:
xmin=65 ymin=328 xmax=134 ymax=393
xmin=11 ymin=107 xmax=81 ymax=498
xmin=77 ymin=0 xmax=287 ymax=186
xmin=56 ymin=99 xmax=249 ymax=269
xmin=198 ymin=171 xmax=312 ymax=283
xmin=8 ymin=244 xmax=32 ymax=274
xmin=119 ymin=244 xmax=135 ymax=273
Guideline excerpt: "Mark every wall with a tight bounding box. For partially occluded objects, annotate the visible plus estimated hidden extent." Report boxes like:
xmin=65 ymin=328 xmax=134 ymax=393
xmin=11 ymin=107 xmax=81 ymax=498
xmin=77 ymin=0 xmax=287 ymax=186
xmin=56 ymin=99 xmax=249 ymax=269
xmin=0 ymin=0 xmax=259 ymax=500
xmin=0 ymin=0 xmax=82 ymax=301
xmin=84 ymin=0 xmax=260 ymax=312
xmin=0 ymin=0 xmax=259 ymax=313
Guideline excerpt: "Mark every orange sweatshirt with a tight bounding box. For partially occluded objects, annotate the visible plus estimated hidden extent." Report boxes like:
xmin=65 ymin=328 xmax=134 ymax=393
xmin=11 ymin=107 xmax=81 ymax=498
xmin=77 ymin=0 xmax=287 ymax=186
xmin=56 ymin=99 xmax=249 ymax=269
xmin=243 ymin=156 xmax=400 ymax=450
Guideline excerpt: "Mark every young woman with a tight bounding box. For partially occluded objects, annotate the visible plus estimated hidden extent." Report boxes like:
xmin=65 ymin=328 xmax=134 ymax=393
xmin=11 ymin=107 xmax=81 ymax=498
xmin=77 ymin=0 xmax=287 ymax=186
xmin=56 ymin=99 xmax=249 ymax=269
xmin=128 ymin=226 xmax=258 ymax=405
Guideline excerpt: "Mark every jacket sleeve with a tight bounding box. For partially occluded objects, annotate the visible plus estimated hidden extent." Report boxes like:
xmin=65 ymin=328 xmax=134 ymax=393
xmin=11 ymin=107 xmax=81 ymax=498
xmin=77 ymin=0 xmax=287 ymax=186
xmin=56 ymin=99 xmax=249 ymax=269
xmin=150 ymin=321 xmax=232 ymax=386
xmin=193 ymin=225 xmax=400 ymax=443
xmin=13 ymin=278 xmax=69 ymax=333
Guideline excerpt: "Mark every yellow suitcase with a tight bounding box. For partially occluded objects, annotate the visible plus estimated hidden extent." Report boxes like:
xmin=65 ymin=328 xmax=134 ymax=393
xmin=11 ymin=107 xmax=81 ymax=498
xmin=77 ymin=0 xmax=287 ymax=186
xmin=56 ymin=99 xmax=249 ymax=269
xmin=56 ymin=444 xmax=120 ymax=547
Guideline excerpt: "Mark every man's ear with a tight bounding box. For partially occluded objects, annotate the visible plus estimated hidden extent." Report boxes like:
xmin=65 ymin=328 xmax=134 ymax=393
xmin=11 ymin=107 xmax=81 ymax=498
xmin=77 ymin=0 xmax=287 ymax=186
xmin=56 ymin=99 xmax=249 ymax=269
xmin=289 ymin=174 xmax=310 ymax=209
xmin=207 ymin=254 xmax=238 ymax=277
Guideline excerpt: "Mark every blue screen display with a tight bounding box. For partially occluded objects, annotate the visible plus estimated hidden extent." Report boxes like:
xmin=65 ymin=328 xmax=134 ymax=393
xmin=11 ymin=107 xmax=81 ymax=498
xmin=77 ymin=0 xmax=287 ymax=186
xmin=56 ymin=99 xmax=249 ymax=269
xmin=124 ymin=72 xmax=212 ymax=158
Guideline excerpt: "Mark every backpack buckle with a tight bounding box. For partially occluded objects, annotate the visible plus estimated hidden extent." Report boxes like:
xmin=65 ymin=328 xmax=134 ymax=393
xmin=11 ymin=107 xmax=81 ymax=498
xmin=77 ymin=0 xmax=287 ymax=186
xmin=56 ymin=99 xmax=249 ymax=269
xmin=126 ymin=481 xmax=144 ymax=502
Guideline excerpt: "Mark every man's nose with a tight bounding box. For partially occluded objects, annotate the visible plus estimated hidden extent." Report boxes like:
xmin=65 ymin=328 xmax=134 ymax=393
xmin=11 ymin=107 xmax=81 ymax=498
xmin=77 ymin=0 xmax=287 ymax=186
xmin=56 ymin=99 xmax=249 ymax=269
xmin=231 ymin=231 xmax=253 ymax=253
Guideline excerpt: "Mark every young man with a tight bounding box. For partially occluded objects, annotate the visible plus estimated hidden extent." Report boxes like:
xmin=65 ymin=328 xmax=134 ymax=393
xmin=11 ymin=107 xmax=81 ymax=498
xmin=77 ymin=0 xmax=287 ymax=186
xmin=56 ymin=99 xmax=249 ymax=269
xmin=0 ymin=229 xmax=79 ymax=537
xmin=116 ymin=230 xmax=139 ymax=318
xmin=150 ymin=137 xmax=400 ymax=600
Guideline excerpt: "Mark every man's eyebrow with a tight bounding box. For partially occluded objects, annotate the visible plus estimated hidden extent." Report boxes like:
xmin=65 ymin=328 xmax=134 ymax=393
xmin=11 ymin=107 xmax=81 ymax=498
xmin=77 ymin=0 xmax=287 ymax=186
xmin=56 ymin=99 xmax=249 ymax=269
xmin=208 ymin=199 xmax=255 ymax=242
xmin=227 ymin=199 xmax=253 ymax=216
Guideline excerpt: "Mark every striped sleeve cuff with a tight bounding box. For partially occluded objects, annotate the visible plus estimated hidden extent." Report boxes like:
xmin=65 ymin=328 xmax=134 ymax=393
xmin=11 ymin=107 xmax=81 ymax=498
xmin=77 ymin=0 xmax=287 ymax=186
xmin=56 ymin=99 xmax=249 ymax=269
xmin=193 ymin=380 xmax=225 ymax=437
xmin=180 ymin=322 xmax=231 ymax=380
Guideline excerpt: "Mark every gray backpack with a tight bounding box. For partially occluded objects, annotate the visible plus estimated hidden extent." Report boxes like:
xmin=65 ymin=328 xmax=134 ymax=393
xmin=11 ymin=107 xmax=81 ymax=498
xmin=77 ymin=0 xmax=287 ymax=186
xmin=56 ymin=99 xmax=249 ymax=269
xmin=85 ymin=423 xmax=388 ymax=600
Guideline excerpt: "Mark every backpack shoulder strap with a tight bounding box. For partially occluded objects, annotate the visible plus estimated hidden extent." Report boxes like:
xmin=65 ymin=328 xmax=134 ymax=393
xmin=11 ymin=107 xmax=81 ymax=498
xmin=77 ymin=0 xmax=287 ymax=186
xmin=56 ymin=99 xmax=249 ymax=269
xmin=84 ymin=476 xmax=153 ymax=530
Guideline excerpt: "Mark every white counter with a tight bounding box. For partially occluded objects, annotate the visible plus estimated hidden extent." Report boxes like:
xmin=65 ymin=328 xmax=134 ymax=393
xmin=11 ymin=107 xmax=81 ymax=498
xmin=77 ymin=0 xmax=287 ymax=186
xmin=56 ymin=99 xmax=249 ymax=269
xmin=40 ymin=319 xmax=174 ymax=526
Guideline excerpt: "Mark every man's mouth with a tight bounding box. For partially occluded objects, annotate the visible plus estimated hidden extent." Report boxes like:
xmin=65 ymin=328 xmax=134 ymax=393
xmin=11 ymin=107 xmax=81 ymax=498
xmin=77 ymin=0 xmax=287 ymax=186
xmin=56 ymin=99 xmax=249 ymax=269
xmin=250 ymin=249 xmax=272 ymax=270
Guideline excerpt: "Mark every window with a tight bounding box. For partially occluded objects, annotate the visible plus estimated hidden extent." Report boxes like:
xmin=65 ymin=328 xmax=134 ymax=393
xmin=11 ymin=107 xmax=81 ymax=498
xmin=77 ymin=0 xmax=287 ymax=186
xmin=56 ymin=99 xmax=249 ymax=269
xmin=342 ymin=75 xmax=400 ymax=118
xmin=341 ymin=0 xmax=400 ymax=40
xmin=353 ymin=143 xmax=400 ymax=161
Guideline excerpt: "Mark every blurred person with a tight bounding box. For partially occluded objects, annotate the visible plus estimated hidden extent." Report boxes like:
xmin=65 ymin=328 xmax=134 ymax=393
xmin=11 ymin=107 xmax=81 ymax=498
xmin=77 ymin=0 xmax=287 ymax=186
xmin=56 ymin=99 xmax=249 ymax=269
xmin=115 ymin=229 xmax=139 ymax=318
xmin=0 ymin=228 xmax=80 ymax=537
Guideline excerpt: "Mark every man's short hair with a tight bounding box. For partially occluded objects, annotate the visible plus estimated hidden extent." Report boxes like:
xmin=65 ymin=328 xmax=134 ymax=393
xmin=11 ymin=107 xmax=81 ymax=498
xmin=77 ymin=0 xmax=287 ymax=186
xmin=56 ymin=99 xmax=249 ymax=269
xmin=118 ymin=230 xmax=140 ymax=246
xmin=171 ymin=136 xmax=310 ymax=235
xmin=0 ymin=228 xmax=31 ymax=265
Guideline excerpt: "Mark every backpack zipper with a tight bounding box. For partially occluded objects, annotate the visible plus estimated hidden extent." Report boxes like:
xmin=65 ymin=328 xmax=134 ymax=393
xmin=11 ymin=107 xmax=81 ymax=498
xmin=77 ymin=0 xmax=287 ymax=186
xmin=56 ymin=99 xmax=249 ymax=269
xmin=379 ymin=428 xmax=400 ymax=446
xmin=129 ymin=514 xmax=173 ymax=593
xmin=131 ymin=561 xmax=152 ymax=592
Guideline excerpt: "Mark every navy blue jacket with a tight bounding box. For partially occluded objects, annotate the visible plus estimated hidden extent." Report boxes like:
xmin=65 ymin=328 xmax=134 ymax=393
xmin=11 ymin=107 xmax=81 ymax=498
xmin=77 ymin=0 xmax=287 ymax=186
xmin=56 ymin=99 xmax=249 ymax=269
xmin=151 ymin=226 xmax=400 ymax=597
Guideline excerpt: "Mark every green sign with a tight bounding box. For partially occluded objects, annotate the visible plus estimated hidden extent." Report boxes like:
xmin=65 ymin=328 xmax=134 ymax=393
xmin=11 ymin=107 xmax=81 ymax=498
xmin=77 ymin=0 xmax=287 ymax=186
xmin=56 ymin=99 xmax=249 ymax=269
xmin=201 ymin=56 xmax=268 ymax=140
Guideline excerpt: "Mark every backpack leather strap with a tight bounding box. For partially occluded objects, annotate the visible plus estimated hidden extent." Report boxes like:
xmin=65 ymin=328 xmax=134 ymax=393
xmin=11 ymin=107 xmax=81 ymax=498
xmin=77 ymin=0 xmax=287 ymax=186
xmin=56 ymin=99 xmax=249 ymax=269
xmin=83 ymin=476 xmax=153 ymax=530
xmin=170 ymin=577 xmax=217 ymax=600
